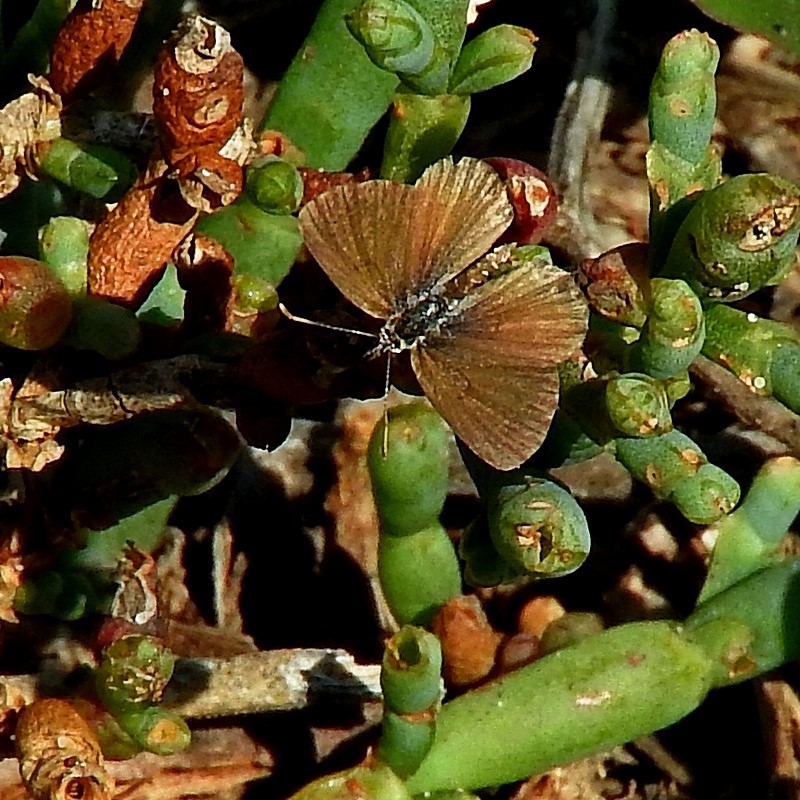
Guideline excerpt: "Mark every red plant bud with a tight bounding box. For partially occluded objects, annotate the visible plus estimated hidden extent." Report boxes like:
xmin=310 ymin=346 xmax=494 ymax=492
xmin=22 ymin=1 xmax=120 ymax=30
xmin=0 ymin=256 xmax=72 ymax=349
xmin=484 ymin=157 xmax=558 ymax=245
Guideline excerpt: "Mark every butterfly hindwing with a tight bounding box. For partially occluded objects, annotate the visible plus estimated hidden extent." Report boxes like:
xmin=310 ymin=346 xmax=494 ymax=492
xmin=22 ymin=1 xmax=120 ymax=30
xmin=411 ymin=257 xmax=588 ymax=469
xmin=412 ymin=345 xmax=561 ymax=470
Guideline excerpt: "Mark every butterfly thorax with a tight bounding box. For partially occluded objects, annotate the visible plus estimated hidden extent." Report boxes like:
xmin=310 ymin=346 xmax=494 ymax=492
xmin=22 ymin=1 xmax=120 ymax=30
xmin=375 ymin=288 xmax=459 ymax=355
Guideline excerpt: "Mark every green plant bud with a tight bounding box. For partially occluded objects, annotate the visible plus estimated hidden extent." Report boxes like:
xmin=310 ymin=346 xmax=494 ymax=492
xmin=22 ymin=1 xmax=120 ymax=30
xmin=14 ymin=570 xmax=63 ymax=617
xmin=669 ymin=463 xmax=741 ymax=525
xmin=605 ymin=373 xmax=672 ymax=438
xmin=379 ymin=523 xmax=462 ymax=626
xmin=115 ymin=706 xmax=190 ymax=756
xmin=347 ymin=0 xmax=435 ymax=75
xmin=245 ymin=156 xmax=304 ymax=215
xmin=660 ymin=174 xmax=800 ymax=302
xmin=686 ymin=558 xmax=800 ymax=686
xmin=96 ymin=635 xmax=176 ymax=712
xmin=486 ymin=476 xmax=590 ymax=578
xmin=379 ymin=709 xmax=436 ymax=779
xmin=14 ymin=568 xmax=100 ymax=621
xmin=368 ymin=403 xmax=449 ymax=537
xmin=38 ymin=216 xmax=90 ymax=297
xmin=0 ymin=255 xmax=72 ymax=349
xmin=38 ymin=138 xmax=136 ymax=201
xmin=539 ymin=612 xmax=605 ymax=655
xmin=195 ymin=197 xmax=302 ymax=288
xmin=405 ymin=621 xmax=713 ymax=793
xmin=233 ymin=273 xmax=279 ymax=313
xmin=629 ymin=278 xmax=704 ymax=380
xmin=449 ymin=25 xmax=536 ymax=95
xmin=62 ymin=295 xmax=141 ymax=359
xmin=648 ymin=29 xmax=719 ymax=165
xmin=93 ymin=710 xmax=142 ymax=759
xmin=614 ymin=430 xmax=739 ymax=524
xmin=381 ymin=92 xmax=470 ymax=182
xmin=381 ymin=626 xmax=443 ymax=713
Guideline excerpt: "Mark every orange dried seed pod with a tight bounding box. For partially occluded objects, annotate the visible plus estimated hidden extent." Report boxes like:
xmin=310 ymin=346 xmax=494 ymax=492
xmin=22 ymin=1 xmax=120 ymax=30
xmin=87 ymin=160 xmax=197 ymax=306
xmin=153 ymin=15 xmax=244 ymax=156
xmin=49 ymin=0 xmax=145 ymax=101
xmin=16 ymin=698 xmax=114 ymax=800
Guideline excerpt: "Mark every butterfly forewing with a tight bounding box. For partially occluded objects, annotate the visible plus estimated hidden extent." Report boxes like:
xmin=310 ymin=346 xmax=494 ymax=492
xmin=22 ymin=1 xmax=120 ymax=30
xmin=409 ymin=158 xmax=515 ymax=290
xmin=298 ymin=180 xmax=420 ymax=318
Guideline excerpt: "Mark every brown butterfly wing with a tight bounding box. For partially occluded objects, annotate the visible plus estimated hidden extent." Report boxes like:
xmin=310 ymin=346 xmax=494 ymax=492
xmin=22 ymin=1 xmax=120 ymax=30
xmin=411 ymin=261 xmax=588 ymax=470
xmin=298 ymin=159 xmax=514 ymax=318
xmin=409 ymin=158 xmax=514 ymax=290
xmin=298 ymin=180 xmax=419 ymax=318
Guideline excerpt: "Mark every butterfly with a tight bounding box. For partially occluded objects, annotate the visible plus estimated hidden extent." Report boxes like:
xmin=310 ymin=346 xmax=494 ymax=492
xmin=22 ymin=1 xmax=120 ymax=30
xmin=297 ymin=157 xmax=588 ymax=470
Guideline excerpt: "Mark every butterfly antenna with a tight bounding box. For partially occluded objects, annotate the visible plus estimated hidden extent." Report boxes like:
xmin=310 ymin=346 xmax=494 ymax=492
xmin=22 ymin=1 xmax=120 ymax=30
xmin=278 ymin=303 xmax=379 ymax=339
xmin=382 ymin=354 xmax=392 ymax=457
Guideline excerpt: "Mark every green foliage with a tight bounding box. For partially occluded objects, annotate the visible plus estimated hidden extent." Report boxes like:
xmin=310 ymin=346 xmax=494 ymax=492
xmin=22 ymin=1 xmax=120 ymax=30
xmin=688 ymin=0 xmax=800 ymax=57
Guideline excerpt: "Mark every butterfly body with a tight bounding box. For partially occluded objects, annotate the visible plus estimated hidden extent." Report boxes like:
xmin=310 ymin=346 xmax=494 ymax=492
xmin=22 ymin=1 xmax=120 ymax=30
xmin=298 ymin=157 xmax=588 ymax=470
xmin=376 ymin=286 xmax=458 ymax=355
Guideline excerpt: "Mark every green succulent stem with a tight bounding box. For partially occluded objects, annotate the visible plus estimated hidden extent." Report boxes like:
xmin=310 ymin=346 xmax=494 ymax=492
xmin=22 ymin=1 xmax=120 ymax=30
xmin=627 ymin=278 xmax=705 ymax=380
xmin=62 ymin=296 xmax=141 ymax=359
xmin=698 ymin=456 xmax=800 ymax=603
xmin=194 ymin=197 xmax=302 ymax=309
xmin=262 ymin=0 xmax=399 ymax=170
xmin=613 ymin=430 xmax=740 ymax=524
xmin=289 ymin=763 xmax=411 ymax=800
xmin=702 ymin=303 xmax=800 ymax=413
xmin=648 ymin=29 xmax=719 ymax=166
xmin=659 ymin=174 xmax=800 ymax=302
xmin=686 ymin=557 xmax=800 ymax=686
xmin=406 ymin=620 xmax=713 ymax=792
xmin=646 ymin=29 xmax=721 ymax=256
xmin=378 ymin=625 xmax=443 ymax=777
xmin=381 ymin=91 xmax=471 ymax=182
xmin=37 ymin=138 xmax=136 ymax=201
xmin=368 ymin=404 xmax=461 ymax=625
